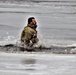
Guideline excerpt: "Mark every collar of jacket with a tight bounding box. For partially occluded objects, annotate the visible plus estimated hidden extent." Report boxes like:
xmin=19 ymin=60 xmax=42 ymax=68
xmin=27 ymin=24 xmax=37 ymax=30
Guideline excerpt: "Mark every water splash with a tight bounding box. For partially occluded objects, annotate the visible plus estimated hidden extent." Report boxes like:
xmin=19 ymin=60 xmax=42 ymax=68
xmin=0 ymin=35 xmax=76 ymax=53
xmin=0 ymin=36 xmax=17 ymax=46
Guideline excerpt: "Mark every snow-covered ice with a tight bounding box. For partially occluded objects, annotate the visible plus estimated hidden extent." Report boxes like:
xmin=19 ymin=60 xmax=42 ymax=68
xmin=0 ymin=53 xmax=76 ymax=75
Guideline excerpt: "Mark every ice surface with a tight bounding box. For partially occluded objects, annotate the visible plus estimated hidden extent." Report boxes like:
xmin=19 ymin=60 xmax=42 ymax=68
xmin=0 ymin=53 xmax=76 ymax=75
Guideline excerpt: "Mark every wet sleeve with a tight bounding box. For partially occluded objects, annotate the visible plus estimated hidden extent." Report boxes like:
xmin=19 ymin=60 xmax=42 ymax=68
xmin=22 ymin=28 xmax=33 ymax=41
xmin=21 ymin=30 xmax=25 ymax=42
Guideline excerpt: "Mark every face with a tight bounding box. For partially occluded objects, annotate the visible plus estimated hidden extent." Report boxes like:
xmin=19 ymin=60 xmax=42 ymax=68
xmin=31 ymin=19 xmax=37 ymax=25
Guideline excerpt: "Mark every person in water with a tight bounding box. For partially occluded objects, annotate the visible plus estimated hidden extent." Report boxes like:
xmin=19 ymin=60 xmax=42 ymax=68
xmin=21 ymin=17 xmax=39 ymax=47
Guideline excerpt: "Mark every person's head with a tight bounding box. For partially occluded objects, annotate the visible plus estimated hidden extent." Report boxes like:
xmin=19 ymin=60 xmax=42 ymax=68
xmin=28 ymin=17 xmax=37 ymax=25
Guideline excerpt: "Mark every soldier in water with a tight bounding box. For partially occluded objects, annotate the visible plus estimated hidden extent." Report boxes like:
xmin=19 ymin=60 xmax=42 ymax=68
xmin=21 ymin=17 xmax=39 ymax=47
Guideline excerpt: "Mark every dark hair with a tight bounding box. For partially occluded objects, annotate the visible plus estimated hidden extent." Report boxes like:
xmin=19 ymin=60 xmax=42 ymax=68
xmin=28 ymin=17 xmax=35 ymax=24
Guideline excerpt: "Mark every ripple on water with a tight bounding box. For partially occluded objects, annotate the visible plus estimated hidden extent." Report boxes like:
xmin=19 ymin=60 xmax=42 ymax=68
xmin=5 ymin=64 xmax=47 ymax=71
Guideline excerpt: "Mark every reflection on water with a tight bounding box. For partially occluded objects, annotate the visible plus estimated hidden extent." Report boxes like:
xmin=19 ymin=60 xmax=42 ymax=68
xmin=0 ymin=53 xmax=76 ymax=75
xmin=22 ymin=58 xmax=36 ymax=64
xmin=0 ymin=57 xmax=47 ymax=71
xmin=22 ymin=58 xmax=36 ymax=70
xmin=21 ymin=58 xmax=47 ymax=71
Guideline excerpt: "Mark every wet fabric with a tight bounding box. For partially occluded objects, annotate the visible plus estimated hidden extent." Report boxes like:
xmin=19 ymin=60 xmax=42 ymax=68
xmin=21 ymin=24 xmax=39 ymax=47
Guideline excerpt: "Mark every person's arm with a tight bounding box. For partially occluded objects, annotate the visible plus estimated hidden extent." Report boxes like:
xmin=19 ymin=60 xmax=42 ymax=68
xmin=21 ymin=27 xmax=34 ymax=46
xmin=21 ymin=30 xmax=25 ymax=42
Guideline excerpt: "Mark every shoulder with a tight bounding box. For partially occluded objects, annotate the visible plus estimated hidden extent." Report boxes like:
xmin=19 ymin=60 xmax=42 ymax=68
xmin=23 ymin=27 xmax=36 ymax=35
xmin=24 ymin=26 xmax=35 ymax=32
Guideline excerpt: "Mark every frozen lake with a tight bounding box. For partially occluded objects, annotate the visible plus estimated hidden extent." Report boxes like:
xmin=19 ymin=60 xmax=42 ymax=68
xmin=0 ymin=53 xmax=76 ymax=75
xmin=0 ymin=0 xmax=76 ymax=74
xmin=0 ymin=0 xmax=76 ymax=47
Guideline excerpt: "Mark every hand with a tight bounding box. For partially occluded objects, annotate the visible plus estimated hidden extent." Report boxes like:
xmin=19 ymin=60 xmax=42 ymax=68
xmin=29 ymin=40 xmax=33 ymax=47
xmin=33 ymin=33 xmax=37 ymax=38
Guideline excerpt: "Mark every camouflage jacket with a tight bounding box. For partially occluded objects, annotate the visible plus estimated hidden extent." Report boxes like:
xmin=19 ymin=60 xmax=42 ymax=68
xmin=21 ymin=24 xmax=39 ymax=46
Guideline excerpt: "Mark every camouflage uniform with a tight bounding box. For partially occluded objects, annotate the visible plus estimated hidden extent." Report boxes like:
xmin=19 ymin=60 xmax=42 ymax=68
xmin=21 ymin=24 xmax=39 ymax=47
